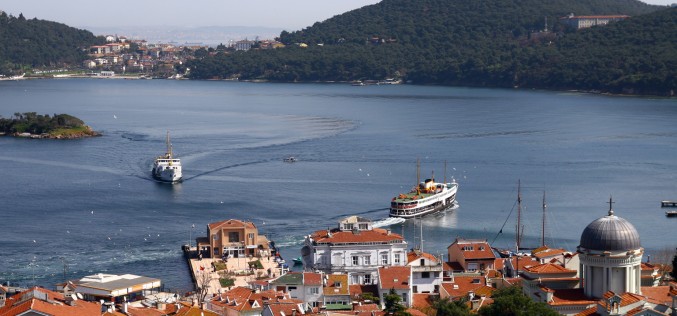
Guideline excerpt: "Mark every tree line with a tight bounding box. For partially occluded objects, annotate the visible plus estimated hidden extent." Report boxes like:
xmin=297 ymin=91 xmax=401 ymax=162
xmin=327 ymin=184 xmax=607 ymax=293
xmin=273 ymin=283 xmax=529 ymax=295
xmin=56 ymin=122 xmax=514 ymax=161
xmin=0 ymin=112 xmax=86 ymax=135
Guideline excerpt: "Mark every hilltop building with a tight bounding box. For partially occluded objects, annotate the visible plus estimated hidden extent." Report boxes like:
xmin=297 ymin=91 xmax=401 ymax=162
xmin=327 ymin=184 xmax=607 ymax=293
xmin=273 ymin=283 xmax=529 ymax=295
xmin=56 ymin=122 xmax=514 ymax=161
xmin=559 ymin=14 xmax=630 ymax=29
xmin=0 ymin=287 xmax=101 ymax=316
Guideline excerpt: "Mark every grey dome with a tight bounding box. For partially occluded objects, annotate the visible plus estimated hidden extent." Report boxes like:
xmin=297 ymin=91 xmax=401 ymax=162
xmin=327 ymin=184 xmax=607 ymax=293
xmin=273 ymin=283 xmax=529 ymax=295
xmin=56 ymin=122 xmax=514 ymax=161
xmin=579 ymin=211 xmax=641 ymax=251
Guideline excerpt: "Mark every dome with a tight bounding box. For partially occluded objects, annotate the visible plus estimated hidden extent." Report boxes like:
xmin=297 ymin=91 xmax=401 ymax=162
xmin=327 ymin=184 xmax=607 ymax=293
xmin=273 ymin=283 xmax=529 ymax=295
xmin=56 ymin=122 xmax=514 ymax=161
xmin=579 ymin=210 xmax=641 ymax=251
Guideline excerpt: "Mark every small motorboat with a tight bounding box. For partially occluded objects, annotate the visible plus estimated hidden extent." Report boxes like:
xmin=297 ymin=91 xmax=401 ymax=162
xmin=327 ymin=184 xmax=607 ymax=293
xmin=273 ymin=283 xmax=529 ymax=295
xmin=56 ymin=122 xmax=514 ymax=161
xmin=292 ymin=257 xmax=303 ymax=265
xmin=283 ymin=156 xmax=297 ymax=163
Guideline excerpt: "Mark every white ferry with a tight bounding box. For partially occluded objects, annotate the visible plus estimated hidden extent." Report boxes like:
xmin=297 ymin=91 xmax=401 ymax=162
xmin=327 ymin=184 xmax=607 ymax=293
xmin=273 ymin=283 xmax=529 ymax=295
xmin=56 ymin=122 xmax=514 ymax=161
xmin=389 ymin=162 xmax=458 ymax=218
xmin=152 ymin=131 xmax=182 ymax=183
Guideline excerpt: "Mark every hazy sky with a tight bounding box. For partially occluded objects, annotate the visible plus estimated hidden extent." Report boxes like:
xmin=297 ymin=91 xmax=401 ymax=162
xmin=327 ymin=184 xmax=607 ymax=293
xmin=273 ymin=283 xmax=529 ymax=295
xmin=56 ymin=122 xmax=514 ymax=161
xmin=1 ymin=0 xmax=673 ymax=30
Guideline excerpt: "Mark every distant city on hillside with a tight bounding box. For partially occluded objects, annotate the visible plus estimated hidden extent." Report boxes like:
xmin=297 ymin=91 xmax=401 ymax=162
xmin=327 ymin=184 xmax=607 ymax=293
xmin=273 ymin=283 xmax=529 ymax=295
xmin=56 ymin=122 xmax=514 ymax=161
xmin=85 ymin=25 xmax=284 ymax=46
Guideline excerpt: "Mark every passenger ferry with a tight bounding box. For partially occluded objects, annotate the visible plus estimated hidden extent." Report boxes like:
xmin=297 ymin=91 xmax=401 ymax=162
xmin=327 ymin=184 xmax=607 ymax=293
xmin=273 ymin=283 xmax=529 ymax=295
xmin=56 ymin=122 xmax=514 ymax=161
xmin=152 ymin=131 xmax=182 ymax=183
xmin=389 ymin=161 xmax=458 ymax=218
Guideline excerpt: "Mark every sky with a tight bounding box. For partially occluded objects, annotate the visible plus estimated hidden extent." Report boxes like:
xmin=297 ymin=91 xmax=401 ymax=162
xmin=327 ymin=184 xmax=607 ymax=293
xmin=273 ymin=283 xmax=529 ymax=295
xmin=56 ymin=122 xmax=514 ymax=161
xmin=1 ymin=0 xmax=673 ymax=31
xmin=0 ymin=0 xmax=381 ymax=30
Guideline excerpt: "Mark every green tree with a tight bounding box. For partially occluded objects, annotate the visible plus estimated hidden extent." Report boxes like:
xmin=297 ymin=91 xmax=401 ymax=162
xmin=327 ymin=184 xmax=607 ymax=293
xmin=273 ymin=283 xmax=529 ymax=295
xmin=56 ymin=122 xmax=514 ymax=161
xmin=432 ymin=297 xmax=471 ymax=316
xmin=478 ymin=286 xmax=558 ymax=316
xmin=384 ymin=289 xmax=409 ymax=316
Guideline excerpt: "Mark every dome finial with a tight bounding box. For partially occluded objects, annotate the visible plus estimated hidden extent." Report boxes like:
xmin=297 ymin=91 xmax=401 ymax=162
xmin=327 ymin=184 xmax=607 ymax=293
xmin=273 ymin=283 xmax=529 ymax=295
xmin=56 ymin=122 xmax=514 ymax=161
xmin=607 ymin=195 xmax=615 ymax=216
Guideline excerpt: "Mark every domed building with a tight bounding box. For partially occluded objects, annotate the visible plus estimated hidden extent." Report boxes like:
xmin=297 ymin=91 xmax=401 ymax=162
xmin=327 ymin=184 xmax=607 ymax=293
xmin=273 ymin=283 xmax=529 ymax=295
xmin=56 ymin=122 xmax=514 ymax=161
xmin=577 ymin=200 xmax=643 ymax=299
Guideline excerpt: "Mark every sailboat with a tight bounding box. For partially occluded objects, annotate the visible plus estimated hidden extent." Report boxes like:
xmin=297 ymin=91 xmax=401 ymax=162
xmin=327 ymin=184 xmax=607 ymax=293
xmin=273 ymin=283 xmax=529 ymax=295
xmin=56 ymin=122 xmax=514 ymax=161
xmin=151 ymin=131 xmax=183 ymax=183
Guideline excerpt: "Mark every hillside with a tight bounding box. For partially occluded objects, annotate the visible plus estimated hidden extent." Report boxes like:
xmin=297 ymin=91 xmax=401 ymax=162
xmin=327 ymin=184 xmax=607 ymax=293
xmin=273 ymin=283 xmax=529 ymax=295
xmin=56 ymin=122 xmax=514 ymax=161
xmin=186 ymin=0 xmax=676 ymax=95
xmin=0 ymin=11 xmax=103 ymax=74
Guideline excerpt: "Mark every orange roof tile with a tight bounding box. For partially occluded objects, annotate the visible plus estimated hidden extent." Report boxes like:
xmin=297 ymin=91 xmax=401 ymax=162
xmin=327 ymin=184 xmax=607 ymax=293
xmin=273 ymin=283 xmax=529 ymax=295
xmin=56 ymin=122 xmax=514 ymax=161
xmin=548 ymin=288 xmax=597 ymax=306
xmin=324 ymin=274 xmax=350 ymax=296
xmin=303 ymin=272 xmax=322 ymax=286
xmin=640 ymin=262 xmax=657 ymax=271
xmin=0 ymin=287 xmax=101 ymax=316
xmin=600 ymin=291 xmax=644 ymax=308
xmin=175 ymin=305 xmax=220 ymax=316
xmin=211 ymin=287 xmax=284 ymax=312
xmin=533 ymin=248 xmax=567 ymax=259
xmin=407 ymin=250 xmax=439 ymax=264
xmin=523 ymin=263 xmax=576 ymax=274
xmin=208 ymin=219 xmax=256 ymax=231
xmin=575 ymin=306 xmax=599 ymax=316
xmin=443 ymin=261 xmax=465 ymax=272
xmin=412 ymin=293 xmax=434 ymax=309
xmin=378 ymin=266 xmax=411 ymax=290
xmin=448 ymin=240 xmax=495 ymax=259
xmin=406 ymin=308 xmax=428 ymax=316
xmin=353 ymin=303 xmax=381 ymax=312
xmin=311 ymin=228 xmax=403 ymax=244
xmin=640 ymin=286 xmax=673 ymax=305
xmin=440 ymin=276 xmax=486 ymax=298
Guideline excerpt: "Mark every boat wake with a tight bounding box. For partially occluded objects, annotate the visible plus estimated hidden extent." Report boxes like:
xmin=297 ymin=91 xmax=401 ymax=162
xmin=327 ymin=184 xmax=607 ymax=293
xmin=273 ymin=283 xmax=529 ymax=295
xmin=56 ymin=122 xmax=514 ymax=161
xmin=372 ymin=217 xmax=406 ymax=227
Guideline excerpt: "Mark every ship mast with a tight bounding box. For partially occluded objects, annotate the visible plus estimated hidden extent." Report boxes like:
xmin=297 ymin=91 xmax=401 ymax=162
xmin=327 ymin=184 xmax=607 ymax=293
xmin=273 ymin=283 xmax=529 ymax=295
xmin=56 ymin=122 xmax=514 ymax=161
xmin=444 ymin=160 xmax=447 ymax=184
xmin=166 ymin=131 xmax=172 ymax=158
xmin=416 ymin=158 xmax=421 ymax=194
xmin=516 ymin=179 xmax=522 ymax=252
xmin=541 ymin=191 xmax=547 ymax=247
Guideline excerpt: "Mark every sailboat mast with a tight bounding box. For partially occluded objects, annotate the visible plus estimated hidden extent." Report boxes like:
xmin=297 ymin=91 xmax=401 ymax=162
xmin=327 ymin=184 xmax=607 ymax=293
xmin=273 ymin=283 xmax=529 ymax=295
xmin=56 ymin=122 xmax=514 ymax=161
xmin=516 ymin=179 xmax=522 ymax=252
xmin=541 ymin=191 xmax=546 ymax=247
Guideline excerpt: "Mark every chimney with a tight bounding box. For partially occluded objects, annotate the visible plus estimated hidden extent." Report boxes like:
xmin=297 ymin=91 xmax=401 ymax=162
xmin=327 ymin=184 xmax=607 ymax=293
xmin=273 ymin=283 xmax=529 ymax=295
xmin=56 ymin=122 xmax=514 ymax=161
xmin=386 ymin=229 xmax=391 ymax=235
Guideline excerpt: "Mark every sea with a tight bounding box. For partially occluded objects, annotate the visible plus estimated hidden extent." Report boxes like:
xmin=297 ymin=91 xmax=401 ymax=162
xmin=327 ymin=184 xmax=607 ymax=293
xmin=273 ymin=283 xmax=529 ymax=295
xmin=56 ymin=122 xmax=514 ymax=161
xmin=1 ymin=79 xmax=676 ymax=293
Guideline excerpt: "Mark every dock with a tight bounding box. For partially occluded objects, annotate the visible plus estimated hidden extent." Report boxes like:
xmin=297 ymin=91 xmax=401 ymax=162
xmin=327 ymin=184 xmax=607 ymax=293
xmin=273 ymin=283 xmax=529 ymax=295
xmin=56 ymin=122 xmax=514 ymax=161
xmin=666 ymin=210 xmax=677 ymax=217
xmin=660 ymin=200 xmax=677 ymax=207
xmin=182 ymin=245 xmax=289 ymax=296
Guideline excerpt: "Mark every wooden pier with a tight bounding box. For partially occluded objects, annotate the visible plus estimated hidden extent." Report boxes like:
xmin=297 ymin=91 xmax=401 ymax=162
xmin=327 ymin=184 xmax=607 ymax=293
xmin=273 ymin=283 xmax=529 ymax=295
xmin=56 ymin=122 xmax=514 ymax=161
xmin=660 ymin=200 xmax=677 ymax=207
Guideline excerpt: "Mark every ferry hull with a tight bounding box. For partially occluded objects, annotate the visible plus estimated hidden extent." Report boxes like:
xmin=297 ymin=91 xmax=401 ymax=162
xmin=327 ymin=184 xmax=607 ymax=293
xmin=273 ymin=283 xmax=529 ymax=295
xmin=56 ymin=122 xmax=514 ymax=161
xmin=152 ymin=167 xmax=182 ymax=183
xmin=389 ymin=184 xmax=457 ymax=218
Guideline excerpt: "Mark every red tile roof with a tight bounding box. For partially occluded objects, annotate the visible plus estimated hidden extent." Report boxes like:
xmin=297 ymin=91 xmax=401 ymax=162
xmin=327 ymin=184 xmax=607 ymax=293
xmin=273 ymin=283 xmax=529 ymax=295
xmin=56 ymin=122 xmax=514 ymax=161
xmin=303 ymin=272 xmax=322 ymax=286
xmin=311 ymin=228 xmax=403 ymax=244
xmin=353 ymin=303 xmax=381 ymax=312
xmin=441 ymin=276 xmax=486 ymax=298
xmin=175 ymin=304 xmax=220 ymax=316
xmin=548 ymin=288 xmax=597 ymax=306
xmin=407 ymin=251 xmax=439 ymax=264
xmin=523 ymin=263 xmax=576 ymax=274
xmin=640 ymin=286 xmax=673 ymax=305
xmin=406 ymin=308 xmax=428 ymax=316
xmin=378 ymin=266 xmax=411 ymax=290
xmin=0 ymin=287 xmax=101 ymax=316
xmin=412 ymin=293 xmax=434 ymax=309
xmin=208 ymin=219 xmax=256 ymax=231
xmin=575 ymin=306 xmax=599 ymax=316
xmin=211 ymin=287 xmax=285 ymax=312
xmin=325 ymin=274 xmax=350 ymax=296
xmin=448 ymin=240 xmax=495 ymax=259
xmin=532 ymin=248 xmax=567 ymax=259
xmin=600 ymin=291 xmax=643 ymax=308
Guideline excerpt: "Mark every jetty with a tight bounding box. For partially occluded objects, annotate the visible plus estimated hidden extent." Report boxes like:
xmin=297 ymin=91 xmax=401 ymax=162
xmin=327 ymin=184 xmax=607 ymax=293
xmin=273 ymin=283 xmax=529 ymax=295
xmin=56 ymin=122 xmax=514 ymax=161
xmin=661 ymin=200 xmax=677 ymax=207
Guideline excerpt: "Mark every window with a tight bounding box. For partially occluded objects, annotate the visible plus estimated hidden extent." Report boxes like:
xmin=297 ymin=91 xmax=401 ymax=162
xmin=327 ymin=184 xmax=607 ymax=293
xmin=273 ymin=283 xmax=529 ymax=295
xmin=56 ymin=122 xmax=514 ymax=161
xmin=420 ymin=259 xmax=425 ymax=266
xmin=248 ymin=233 xmax=254 ymax=240
xmin=344 ymin=224 xmax=354 ymax=230
xmin=228 ymin=232 xmax=239 ymax=242
xmin=401 ymin=293 xmax=407 ymax=302
xmin=352 ymin=256 xmax=359 ymax=265
xmin=364 ymin=256 xmax=371 ymax=265
xmin=422 ymin=272 xmax=430 ymax=278
xmin=394 ymin=253 xmax=400 ymax=264
xmin=381 ymin=254 xmax=389 ymax=265
xmin=288 ymin=286 xmax=297 ymax=290
xmin=467 ymin=263 xmax=478 ymax=272
xmin=352 ymin=275 xmax=360 ymax=284
xmin=364 ymin=274 xmax=371 ymax=284
xmin=213 ymin=248 xmax=219 ymax=255
xmin=359 ymin=223 xmax=368 ymax=230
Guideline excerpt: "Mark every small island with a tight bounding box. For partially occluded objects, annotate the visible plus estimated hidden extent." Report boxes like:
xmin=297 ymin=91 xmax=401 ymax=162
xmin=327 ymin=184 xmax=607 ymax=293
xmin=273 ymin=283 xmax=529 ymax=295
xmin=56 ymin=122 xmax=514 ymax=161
xmin=0 ymin=112 xmax=100 ymax=139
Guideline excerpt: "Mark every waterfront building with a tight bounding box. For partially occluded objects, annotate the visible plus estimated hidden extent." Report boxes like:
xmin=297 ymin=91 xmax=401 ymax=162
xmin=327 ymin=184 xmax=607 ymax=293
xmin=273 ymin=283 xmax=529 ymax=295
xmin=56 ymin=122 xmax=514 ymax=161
xmin=446 ymin=238 xmax=496 ymax=273
xmin=377 ymin=266 xmax=412 ymax=308
xmin=406 ymin=249 xmax=443 ymax=294
xmin=201 ymin=219 xmax=271 ymax=259
xmin=0 ymin=286 xmax=101 ymax=316
xmin=301 ymin=216 xmax=408 ymax=285
xmin=270 ymin=272 xmax=323 ymax=307
xmin=72 ymin=273 xmax=161 ymax=304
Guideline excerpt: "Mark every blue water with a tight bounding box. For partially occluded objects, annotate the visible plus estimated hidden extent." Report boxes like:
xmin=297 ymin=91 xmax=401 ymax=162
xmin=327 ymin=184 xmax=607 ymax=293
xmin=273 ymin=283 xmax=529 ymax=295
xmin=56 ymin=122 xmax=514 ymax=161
xmin=1 ymin=79 xmax=676 ymax=292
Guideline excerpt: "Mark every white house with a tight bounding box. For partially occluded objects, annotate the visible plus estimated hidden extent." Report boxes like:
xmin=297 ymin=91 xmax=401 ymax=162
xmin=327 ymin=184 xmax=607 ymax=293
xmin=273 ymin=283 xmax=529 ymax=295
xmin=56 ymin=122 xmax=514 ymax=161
xmin=301 ymin=216 xmax=408 ymax=285
xmin=406 ymin=249 xmax=443 ymax=294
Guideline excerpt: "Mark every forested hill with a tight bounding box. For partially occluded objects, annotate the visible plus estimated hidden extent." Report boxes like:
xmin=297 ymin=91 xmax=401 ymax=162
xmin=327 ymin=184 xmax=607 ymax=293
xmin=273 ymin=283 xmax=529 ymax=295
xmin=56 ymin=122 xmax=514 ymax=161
xmin=0 ymin=11 xmax=103 ymax=74
xmin=186 ymin=0 xmax=676 ymax=96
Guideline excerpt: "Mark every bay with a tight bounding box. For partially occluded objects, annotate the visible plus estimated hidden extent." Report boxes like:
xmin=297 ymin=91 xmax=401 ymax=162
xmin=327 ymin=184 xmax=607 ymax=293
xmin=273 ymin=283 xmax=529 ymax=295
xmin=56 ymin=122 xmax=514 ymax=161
xmin=1 ymin=79 xmax=676 ymax=292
